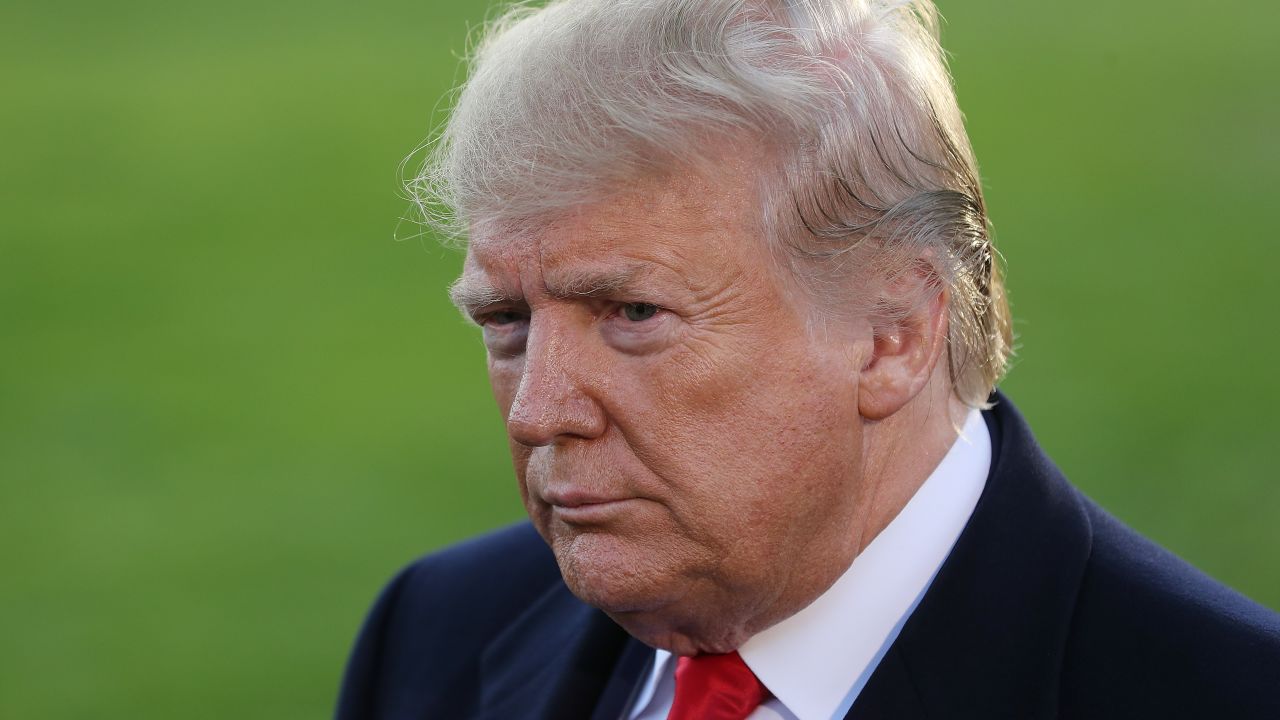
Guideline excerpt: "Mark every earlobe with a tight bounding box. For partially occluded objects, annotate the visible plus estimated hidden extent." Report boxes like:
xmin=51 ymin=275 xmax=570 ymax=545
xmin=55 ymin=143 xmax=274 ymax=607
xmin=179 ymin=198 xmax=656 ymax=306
xmin=857 ymin=283 xmax=949 ymax=420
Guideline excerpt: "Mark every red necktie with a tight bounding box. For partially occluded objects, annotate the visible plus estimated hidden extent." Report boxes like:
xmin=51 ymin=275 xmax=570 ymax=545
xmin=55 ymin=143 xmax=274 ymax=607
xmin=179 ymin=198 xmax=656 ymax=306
xmin=667 ymin=651 xmax=771 ymax=720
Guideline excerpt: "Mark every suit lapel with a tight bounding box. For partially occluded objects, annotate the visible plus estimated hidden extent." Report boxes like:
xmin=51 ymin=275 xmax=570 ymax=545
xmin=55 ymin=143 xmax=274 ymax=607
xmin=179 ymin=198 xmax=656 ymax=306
xmin=843 ymin=644 xmax=930 ymax=718
xmin=590 ymin=637 xmax=653 ymax=720
xmin=478 ymin=580 xmax=646 ymax=720
xmin=846 ymin=394 xmax=1094 ymax=719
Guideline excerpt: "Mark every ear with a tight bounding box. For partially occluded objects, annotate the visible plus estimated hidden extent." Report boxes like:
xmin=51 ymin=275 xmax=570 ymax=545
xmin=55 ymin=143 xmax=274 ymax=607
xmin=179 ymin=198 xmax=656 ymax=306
xmin=857 ymin=265 xmax=950 ymax=420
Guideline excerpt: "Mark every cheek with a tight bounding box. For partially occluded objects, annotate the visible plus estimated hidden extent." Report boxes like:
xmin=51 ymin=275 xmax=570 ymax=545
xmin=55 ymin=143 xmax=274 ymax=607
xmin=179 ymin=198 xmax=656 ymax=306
xmin=625 ymin=336 xmax=861 ymax=523
xmin=510 ymin=445 xmax=543 ymax=530
xmin=487 ymin=358 xmax=535 ymax=491
xmin=487 ymin=357 xmax=523 ymax=415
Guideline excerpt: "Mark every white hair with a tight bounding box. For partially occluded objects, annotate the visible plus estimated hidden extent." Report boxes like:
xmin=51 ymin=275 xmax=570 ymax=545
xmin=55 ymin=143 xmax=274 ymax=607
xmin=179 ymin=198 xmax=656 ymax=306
xmin=410 ymin=0 xmax=1012 ymax=407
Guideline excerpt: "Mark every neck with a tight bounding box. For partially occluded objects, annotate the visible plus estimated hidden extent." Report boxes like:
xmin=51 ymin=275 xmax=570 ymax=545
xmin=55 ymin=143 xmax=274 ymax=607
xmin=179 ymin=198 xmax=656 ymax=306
xmin=856 ymin=381 xmax=970 ymax=556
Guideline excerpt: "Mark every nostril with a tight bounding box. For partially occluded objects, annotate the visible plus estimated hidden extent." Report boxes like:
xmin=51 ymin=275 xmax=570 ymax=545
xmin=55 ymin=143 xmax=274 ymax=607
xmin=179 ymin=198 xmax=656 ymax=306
xmin=506 ymin=406 xmax=557 ymax=448
xmin=505 ymin=380 xmax=607 ymax=445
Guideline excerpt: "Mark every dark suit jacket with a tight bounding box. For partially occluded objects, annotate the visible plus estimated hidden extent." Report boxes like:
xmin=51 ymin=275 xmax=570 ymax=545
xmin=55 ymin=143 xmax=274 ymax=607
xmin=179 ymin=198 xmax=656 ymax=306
xmin=336 ymin=396 xmax=1280 ymax=719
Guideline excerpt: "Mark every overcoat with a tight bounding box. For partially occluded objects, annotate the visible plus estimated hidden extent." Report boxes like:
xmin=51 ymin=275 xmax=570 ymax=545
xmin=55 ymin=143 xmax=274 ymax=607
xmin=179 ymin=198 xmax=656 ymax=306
xmin=336 ymin=396 xmax=1280 ymax=719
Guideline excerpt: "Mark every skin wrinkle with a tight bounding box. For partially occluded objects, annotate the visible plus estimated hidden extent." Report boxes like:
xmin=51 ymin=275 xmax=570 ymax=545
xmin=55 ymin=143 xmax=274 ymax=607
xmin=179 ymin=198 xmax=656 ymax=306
xmin=453 ymin=266 xmax=657 ymax=318
xmin=461 ymin=159 xmax=967 ymax=656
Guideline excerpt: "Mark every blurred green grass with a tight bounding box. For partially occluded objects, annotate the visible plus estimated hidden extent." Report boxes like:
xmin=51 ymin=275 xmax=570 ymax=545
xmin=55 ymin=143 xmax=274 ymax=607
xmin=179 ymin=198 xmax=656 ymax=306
xmin=1 ymin=1 xmax=1276 ymax=717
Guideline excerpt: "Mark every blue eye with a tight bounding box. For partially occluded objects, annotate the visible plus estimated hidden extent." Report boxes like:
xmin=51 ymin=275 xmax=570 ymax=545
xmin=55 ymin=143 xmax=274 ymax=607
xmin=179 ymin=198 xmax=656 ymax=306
xmin=622 ymin=303 xmax=659 ymax=322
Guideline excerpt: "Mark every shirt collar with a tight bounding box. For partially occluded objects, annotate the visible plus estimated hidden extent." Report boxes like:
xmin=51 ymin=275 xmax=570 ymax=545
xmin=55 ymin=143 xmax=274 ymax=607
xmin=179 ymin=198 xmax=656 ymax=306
xmin=737 ymin=409 xmax=991 ymax=720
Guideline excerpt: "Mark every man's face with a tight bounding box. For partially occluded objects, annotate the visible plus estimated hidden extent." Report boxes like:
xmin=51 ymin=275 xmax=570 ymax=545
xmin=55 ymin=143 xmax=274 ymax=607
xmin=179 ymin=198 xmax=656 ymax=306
xmin=456 ymin=168 xmax=873 ymax=652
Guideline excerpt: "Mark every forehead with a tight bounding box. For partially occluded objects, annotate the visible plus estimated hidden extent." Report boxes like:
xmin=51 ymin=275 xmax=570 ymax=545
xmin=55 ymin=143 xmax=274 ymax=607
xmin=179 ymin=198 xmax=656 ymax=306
xmin=462 ymin=167 xmax=763 ymax=290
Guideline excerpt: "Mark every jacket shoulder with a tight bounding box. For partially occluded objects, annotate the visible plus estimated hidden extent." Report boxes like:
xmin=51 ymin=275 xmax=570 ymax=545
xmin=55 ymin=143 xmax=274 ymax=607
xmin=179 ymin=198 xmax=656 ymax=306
xmin=1062 ymin=501 xmax=1280 ymax=718
xmin=335 ymin=522 xmax=563 ymax=719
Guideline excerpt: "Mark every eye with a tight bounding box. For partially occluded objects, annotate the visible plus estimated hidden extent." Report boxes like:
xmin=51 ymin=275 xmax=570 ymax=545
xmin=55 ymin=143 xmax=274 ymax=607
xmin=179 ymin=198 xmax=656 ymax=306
xmin=621 ymin=302 xmax=659 ymax=322
xmin=484 ymin=309 xmax=528 ymax=326
xmin=478 ymin=308 xmax=529 ymax=357
xmin=603 ymin=301 xmax=672 ymax=354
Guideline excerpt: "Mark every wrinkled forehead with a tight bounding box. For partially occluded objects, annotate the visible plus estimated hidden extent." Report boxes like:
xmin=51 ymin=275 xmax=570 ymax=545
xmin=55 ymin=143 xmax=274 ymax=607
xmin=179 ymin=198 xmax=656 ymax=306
xmin=465 ymin=163 xmax=766 ymax=272
xmin=453 ymin=167 xmax=783 ymax=313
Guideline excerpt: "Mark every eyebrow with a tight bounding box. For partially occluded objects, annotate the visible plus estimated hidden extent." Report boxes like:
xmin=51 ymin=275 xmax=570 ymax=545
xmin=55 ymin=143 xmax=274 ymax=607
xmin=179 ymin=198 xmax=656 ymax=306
xmin=448 ymin=265 xmax=653 ymax=317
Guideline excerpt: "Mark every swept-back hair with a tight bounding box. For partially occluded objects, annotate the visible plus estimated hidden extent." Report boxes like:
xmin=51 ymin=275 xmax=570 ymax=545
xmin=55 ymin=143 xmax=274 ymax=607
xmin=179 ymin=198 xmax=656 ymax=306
xmin=410 ymin=0 xmax=1012 ymax=407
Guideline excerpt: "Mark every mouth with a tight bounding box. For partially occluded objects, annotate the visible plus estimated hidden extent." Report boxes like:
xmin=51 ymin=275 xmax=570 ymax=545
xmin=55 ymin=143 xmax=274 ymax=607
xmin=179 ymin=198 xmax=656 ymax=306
xmin=542 ymin=489 xmax=638 ymax=525
xmin=551 ymin=499 xmax=637 ymax=525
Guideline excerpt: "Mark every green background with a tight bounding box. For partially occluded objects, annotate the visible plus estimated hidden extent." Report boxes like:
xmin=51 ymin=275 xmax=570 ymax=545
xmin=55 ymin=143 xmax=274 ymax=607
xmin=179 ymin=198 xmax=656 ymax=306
xmin=3 ymin=1 xmax=1276 ymax=716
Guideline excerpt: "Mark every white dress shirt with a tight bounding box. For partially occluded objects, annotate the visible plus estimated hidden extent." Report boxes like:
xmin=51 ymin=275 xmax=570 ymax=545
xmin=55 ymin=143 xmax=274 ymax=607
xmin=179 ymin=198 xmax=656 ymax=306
xmin=624 ymin=410 xmax=991 ymax=720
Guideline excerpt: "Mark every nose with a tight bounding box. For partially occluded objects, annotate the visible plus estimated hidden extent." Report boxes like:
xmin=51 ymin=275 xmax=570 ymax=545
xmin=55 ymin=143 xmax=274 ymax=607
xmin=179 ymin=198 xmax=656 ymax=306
xmin=505 ymin=325 xmax=607 ymax=447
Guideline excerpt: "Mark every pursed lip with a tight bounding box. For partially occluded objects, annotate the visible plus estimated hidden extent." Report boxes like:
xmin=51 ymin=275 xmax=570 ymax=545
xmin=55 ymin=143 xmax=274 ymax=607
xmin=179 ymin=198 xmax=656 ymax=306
xmin=541 ymin=488 xmax=638 ymax=524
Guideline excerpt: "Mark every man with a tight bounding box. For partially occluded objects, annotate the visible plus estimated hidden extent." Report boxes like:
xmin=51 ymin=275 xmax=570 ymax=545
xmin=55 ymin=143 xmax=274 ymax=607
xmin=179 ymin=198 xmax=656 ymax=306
xmin=337 ymin=1 xmax=1280 ymax=718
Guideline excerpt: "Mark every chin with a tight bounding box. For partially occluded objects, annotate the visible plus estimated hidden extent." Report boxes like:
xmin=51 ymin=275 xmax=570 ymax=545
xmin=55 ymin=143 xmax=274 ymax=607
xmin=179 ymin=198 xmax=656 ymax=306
xmin=550 ymin=531 xmax=756 ymax=654
xmin=552 ymin=531 xmax=678 ymax=614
